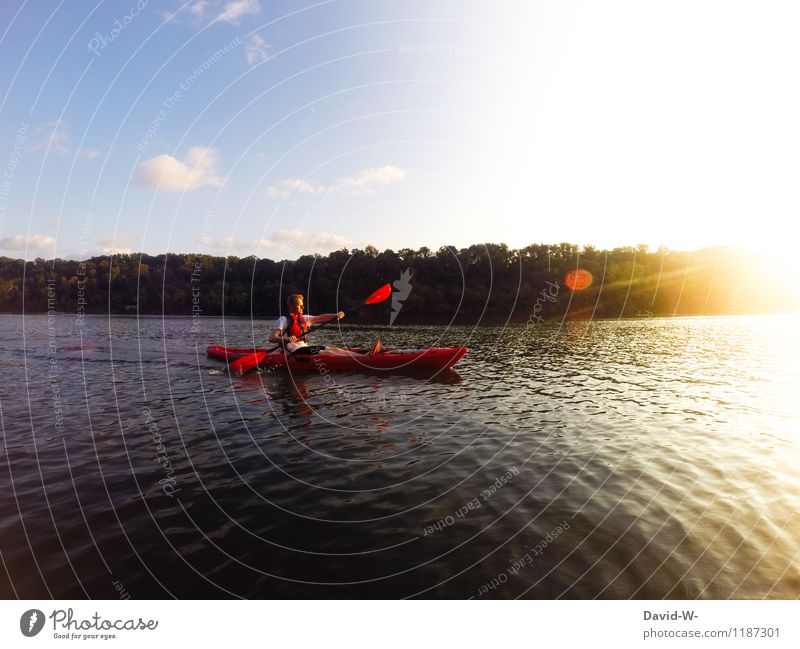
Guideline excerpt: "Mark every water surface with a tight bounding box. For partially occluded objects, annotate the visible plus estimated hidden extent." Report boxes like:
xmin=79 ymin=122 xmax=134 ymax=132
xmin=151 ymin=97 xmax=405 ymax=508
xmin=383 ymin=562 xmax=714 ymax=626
xmin=1 ymin=314 xmax=798 ymax=599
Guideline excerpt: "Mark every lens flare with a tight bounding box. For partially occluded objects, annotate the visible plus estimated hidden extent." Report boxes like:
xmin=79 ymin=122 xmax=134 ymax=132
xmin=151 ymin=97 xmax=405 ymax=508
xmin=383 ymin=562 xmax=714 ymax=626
xmin=565 ymin=269 xmax=593 ymax=291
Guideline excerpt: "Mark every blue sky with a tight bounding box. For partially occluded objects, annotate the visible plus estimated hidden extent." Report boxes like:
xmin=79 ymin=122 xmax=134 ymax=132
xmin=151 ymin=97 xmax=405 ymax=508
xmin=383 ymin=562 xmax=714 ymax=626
xmin=1 ymin=1 xmax=798 ymax=261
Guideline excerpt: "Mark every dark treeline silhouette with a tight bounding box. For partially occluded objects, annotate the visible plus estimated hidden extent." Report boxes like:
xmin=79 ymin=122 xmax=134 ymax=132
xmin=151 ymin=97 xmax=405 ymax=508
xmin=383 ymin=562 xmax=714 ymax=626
xmin=1 ymin=243 xmax=795 ymax=322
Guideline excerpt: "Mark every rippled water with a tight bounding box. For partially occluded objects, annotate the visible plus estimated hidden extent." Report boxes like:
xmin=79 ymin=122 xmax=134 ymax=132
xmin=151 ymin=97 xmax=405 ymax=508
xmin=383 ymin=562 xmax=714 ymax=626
xmin=1 ymin=313 xmax=798 ymax=599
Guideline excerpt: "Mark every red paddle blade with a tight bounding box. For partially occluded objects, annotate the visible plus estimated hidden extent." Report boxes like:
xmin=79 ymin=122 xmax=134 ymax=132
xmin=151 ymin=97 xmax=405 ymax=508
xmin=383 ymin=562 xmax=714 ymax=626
xmin=229 ymin=351 xmax=265 ymax=375
xmin=365 ymin=283 xmax=392 ymax=305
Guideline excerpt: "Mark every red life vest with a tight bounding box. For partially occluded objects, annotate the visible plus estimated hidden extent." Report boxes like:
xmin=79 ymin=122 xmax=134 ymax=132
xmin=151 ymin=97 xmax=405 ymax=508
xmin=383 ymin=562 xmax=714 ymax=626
xmin=284 ymin=313 xmax=308 ymax=339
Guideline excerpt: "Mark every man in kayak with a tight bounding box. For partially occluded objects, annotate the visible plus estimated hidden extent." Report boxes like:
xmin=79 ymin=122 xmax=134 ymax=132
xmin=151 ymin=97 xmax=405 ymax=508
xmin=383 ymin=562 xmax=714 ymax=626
xmin=269 ymin=294 xmax=345 ymax=354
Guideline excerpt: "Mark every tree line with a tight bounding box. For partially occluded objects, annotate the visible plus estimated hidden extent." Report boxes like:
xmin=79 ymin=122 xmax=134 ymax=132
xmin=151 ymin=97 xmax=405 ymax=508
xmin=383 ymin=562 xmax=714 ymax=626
xmin=0 ymin=243 xmax=794 ymax=322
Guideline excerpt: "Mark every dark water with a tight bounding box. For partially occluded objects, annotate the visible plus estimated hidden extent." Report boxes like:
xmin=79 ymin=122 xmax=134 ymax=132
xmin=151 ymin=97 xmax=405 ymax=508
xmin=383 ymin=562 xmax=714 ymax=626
xmin=1 ymin=313 xmax=799 ymax=599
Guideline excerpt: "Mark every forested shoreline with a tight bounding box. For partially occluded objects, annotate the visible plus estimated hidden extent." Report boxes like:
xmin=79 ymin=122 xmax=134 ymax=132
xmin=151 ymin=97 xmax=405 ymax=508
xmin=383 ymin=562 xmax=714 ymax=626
xmin=0 ymin=243 xmax=795 ymax=323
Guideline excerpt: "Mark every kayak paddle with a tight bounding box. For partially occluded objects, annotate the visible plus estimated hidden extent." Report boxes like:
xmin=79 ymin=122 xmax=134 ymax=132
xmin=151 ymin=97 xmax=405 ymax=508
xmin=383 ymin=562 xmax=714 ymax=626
xmin=296 ymin=283 xmax=391 ymax=340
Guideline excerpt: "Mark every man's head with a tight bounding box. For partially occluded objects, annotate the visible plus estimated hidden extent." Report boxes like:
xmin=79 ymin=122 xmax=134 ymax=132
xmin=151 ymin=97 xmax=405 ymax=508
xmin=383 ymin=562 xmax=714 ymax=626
xmin=287 ymin=294 xmax=304 ymax=314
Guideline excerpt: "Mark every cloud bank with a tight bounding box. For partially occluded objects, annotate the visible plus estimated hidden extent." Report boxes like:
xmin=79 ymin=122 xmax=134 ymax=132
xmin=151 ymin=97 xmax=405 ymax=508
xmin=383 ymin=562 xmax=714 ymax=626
xmin=1 ymin=234 xmax=57 ymax=253
xmin=98 ymin=234 xmax=133 ymax=255
xmin=216 ymin=229 xmax=351 ymax=258
xmin=265 ymin=165 xmax=408 ymax=199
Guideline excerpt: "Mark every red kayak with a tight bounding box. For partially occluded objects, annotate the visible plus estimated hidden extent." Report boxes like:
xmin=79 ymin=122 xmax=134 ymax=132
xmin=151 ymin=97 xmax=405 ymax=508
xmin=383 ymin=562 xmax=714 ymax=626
xmin=207 ymin=345 xmax=467 ymax=375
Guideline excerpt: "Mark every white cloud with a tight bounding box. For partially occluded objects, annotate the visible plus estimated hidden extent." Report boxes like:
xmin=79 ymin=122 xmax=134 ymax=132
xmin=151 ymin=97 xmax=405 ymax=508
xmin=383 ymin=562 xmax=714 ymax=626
xmin=265 ymin=178 xmax=316 ymax=199
xmin=252 ymin=238 xmax=278 ymax=253
xmin=335 ymin=165 xmax=408 ymax=194
xmin=98 ymin=235 xmax=133 ymax=255
xmin=26 ymin=121 xmax=101 ymax=158
xmin=245 ymin=34 xmax=270 ymax=65
xmin=133 ymin=147 xmax=224 ymax=191
xmin=213 ymin=0 xmax=260 ymax=25
xmin=214 ymin=237 xmax=236 ymax=250
xmin=190 ymin=0 xmax=209 ymax=18
xmin=27 ymin=121 xmax=72 ymax=155
xmin=265 ymin=165 xmax=407 ymax=199
xmin=1 ymin=234 xmax=56 ymax=253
